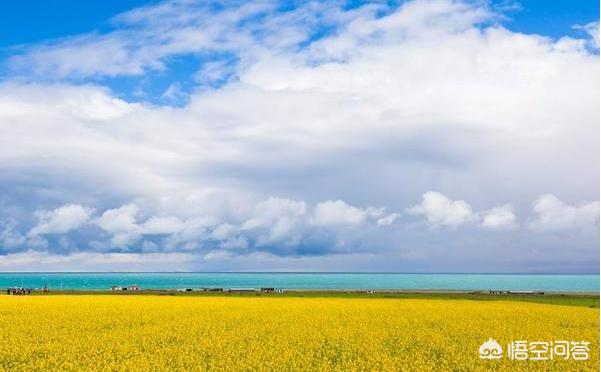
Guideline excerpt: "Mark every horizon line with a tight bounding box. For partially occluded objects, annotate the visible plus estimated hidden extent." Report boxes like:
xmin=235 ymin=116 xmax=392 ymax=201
xmin=0 ymin=271 xmax=598 ymax=275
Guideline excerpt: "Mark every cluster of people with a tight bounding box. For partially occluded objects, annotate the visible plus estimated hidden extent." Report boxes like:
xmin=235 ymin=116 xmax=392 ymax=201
xmin=6 ymin=285 xmax=49 ymax=295
xmin=7 ymin=287 xmax=32 ymax=295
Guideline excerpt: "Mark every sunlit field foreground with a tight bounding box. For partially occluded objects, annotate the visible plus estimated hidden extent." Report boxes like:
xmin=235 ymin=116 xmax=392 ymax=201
xmin=0 ymin=295 xmax=598 ymax=371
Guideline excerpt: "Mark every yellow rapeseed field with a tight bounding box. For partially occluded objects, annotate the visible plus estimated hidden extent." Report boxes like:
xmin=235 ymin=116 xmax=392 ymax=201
xmin=0 ymin=295 xmax=598 ymax=371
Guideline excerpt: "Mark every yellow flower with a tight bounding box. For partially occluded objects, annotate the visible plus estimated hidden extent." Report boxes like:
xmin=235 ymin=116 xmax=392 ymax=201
xmin=0 ymin=295 xmax=597 ymax=371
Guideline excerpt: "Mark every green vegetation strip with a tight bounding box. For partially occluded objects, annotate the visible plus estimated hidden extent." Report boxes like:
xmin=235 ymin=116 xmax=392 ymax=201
xmin=8 ymin=290 xmax=599 ymax=308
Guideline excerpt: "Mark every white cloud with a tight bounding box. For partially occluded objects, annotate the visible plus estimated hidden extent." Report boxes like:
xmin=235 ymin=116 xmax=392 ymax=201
xmin=66 ymin=92 xmax=134 ymax=121
xmin=312 ymin=200 xmax=367 ymax=226
xmin=7 ymin=1 xmax=322 ymax=79
xmin=242 ymin=197 xmax=306 ymax=230
xmin=33 ymin=195 xmax=396 ymax=253
xmin=481 ymin=204 xmax=517 ymax=229
xmin=0 ymin=250 xmax=194 ymax=272
xmin=0 ymin=0 xmax=598 ymax=270
xmin=574 ymin=21 xmax=600 ymax=49
xmin=407 ymin=192 xmax=474 ymax=227
xmin=95 ymin=204 xmax=141 ymax=247
xmin=1 ymin=220 xmax=48 ymax=250
xmin=241 ymin=197 xmax=307 ymax=246
xmin=142 ymin=215 xmax=185 ymax=235
xmin=209 ymin=223 xmax=239 ymax=241
xmin=529 ymin=194 xmax=599 ymax=231
xmin=377 ymin=213 xmax=400 ymax=226
xmin=1 ymin=220 xmax=27 ymax=248
xmin=96 ymin=204 xmax=139 ymax=233
xmin=1 ymin=1 xmax=597 ymax=214
xmin=29 ymin=204 xmax=93 ymax=236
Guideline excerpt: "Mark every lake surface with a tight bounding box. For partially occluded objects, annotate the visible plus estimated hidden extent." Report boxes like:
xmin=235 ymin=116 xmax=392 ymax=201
xmin=0 ymin=273 xmax=598 ymax=292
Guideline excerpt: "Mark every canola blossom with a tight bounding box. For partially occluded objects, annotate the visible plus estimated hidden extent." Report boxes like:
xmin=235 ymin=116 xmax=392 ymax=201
xmin=0 ymin=295 xmax=598 ymax=371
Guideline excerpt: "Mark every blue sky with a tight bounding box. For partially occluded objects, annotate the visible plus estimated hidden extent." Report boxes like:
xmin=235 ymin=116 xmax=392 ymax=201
xmin=0 ymin=1 xmax=598 ymax=46
xmin=0 ymin=0 xmax=598 ymax=272
xmin=1 ymin=0 xmax=598 ymax=104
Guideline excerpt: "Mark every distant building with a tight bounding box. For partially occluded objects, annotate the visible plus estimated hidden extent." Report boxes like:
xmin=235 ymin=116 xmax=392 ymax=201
xmin=128 ymin=285 xmax=140 ymax=291
xmin=508 ymin=290 xmax=544 ymax=295
xmin=206 ymin=288 xmax=223 ymax=292
xmin=261 ymin=288 xmax=285 ymax=293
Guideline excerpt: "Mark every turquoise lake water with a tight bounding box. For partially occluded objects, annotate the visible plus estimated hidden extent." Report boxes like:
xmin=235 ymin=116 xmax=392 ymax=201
xmin=0 ymin=273 xmax=598 ymax=292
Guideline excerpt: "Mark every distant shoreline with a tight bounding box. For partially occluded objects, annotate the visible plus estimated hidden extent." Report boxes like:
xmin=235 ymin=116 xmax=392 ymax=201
xmin=4 ymin=287 xmax=600 ymax=295
xmin=5 ymin=289 xmax=599 ymax=308
xmin=1 ymin=271 xmax=599 ymax=275
xmin=2 ymin=272 xmax=598 ymax=293
xmin=6 ymin=288 xmax=601 ymax=295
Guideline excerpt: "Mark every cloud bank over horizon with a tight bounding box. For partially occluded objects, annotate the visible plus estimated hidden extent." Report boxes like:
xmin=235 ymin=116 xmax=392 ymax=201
xmin=0 ymin=0 xmax=598 ymax=272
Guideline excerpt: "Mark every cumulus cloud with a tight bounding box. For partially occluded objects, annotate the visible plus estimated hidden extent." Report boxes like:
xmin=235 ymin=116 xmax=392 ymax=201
xmin=15 ymin=196 xmax=397 ymax=254
xmin=408 ymin=193 xmax=522 ymax=230
xmin=529 ymin=194 xmax=599 ymax=231
xmin=0 ymin=0 xmax=598 ymax=271
xmin=29 ymin=204 xmax=93 ymax=236
xmin=407 ymin=192 xmax=474 ymax=227
xmin=95 ymin=205 xmax=186 ymax=247
xmin=241 ymin=197 xmax=307 ymax=247
xmin=312 ymin=200 xmax=368 ymax=226
xmin=95 ymin=204 xmax=141 ymax=247
xmin=242 ymin=198 xmax=306 ymax=230
xmin=96 ymin=204 xmax=139 ymax=233
xmin=481 ymin=204 xmax=517 ymax=229
xmin=311 ymin=200 xmax=399 ymax=227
